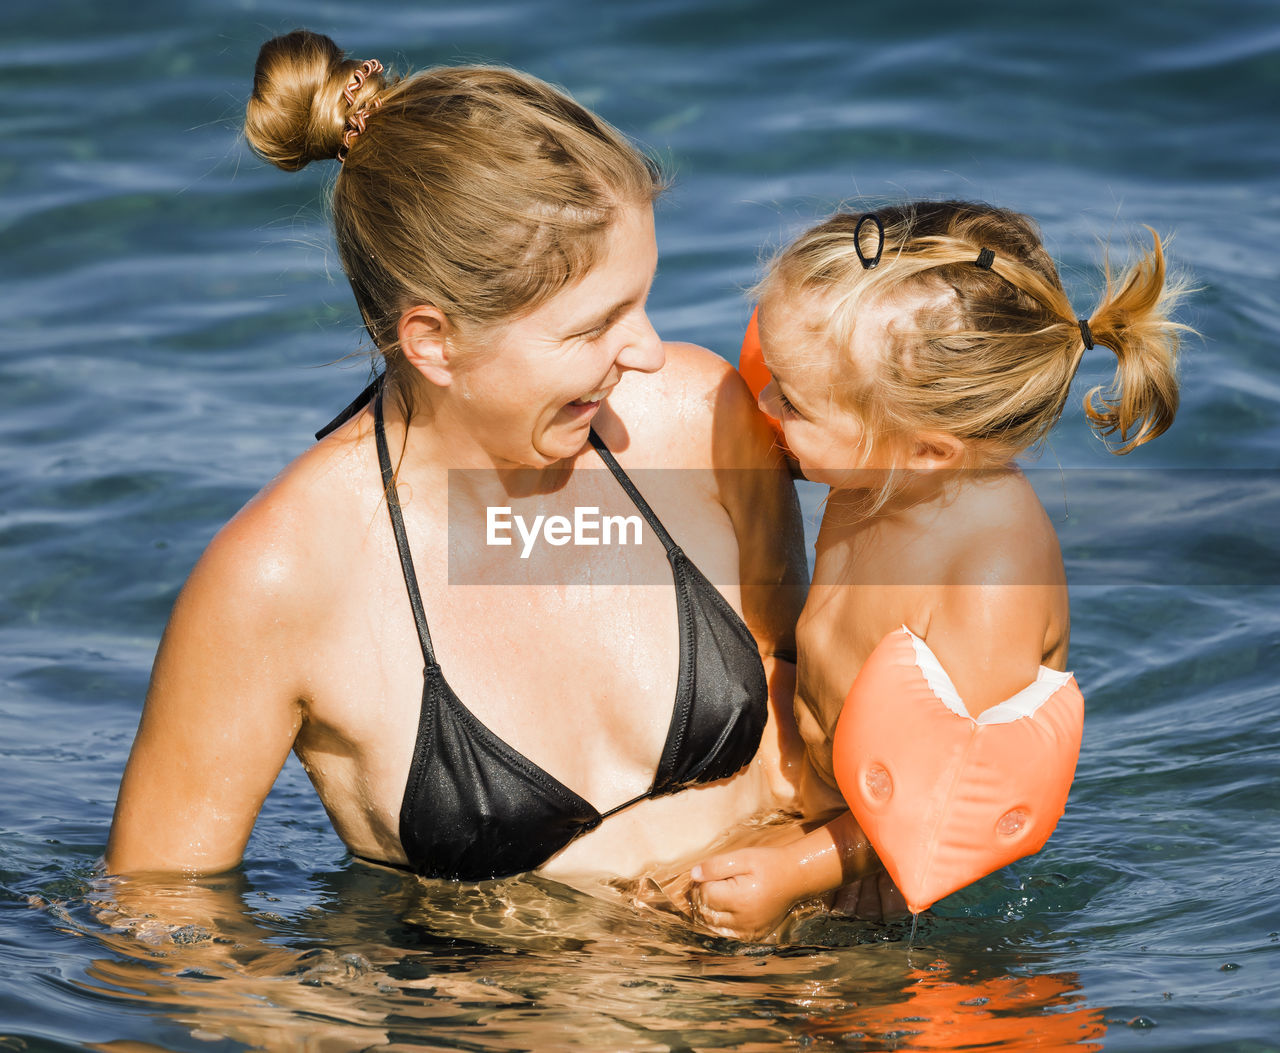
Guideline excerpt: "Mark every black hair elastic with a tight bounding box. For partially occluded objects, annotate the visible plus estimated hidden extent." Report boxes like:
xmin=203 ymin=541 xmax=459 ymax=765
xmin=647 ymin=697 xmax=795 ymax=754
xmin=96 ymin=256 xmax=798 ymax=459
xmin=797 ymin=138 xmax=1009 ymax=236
xmin=975 ymin=247 xmax=995 ymax=269
xmin=1078 ymin=318 xmax=1095 ymax=350
xmin=854 ymin=213 xmax=885 ymax=270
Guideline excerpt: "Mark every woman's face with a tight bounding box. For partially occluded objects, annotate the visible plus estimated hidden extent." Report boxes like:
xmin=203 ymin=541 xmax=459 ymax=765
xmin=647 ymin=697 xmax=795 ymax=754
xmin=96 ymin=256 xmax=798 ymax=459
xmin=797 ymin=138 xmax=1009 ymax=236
xmin=448 ymin=204 xmax=664 ymax=468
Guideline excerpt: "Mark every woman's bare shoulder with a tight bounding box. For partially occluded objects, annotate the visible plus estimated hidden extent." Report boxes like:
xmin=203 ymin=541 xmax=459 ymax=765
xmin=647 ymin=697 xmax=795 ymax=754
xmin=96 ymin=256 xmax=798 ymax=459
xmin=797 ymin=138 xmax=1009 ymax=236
xmin=640 ymin=340 xmax=748 ymax=413
xmin=188 ymin=421 xmax=378 ymax=625
xmin=604 ymin=341 xmax=773 ymax=469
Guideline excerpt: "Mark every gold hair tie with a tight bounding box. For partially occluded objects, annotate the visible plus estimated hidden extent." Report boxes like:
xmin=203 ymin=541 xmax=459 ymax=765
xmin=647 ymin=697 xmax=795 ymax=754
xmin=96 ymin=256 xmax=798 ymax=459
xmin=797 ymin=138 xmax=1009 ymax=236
xmin=337 ymin=59 xmax=384 ymax=163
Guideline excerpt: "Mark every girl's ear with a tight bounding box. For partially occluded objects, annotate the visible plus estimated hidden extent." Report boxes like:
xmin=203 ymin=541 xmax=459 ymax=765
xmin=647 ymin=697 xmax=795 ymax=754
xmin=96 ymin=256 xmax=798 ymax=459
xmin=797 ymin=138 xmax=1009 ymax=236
xmin=906 ymin=429 xmax=967 ymax=470
xmin=398 ymin=305 xmax=457 ymax=388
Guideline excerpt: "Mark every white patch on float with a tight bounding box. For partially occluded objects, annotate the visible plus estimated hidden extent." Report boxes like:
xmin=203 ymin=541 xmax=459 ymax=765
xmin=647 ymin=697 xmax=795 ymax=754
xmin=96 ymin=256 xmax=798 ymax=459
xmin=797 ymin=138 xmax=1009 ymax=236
xmin=900 ymin=625 xmax=1073 ymax=725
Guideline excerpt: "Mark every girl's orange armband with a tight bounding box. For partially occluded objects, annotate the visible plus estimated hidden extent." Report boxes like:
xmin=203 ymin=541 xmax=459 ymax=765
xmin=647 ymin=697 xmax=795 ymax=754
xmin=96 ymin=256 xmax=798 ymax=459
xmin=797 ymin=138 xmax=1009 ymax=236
xmin=833 ymin=627 xmax=1084 ymax=915
xmin=737 ymin=307 xmax=788 ymax=450
xmin=738 ymin=307 xmax=773 ymax=403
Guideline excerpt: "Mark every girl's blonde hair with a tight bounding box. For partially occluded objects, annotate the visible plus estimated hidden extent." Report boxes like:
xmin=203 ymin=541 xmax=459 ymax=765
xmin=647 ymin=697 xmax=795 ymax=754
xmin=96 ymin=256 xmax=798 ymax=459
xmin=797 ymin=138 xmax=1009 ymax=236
xmin=245 ymin=30 xmax=663 ymax=398
xmin=761 ymin=201 xmax=1188 ymax=463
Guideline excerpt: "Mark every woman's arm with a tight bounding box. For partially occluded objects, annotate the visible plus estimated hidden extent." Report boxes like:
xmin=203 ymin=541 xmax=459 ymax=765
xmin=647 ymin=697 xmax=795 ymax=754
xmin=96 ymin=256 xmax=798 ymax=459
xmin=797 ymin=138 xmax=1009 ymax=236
xmin=105 ymin=497 xmax=311 ymax=876
xmin=709 ymin=354 xmax=808 ymax=648
xmin=707 ymin=354 xmax=811 ymax=804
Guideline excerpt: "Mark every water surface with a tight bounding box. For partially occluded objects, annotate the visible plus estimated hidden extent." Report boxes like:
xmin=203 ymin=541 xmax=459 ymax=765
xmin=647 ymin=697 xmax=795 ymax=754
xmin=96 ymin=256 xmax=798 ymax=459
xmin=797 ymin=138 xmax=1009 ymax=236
xmin=2 ymin=0 xmax=1278 ymax=1048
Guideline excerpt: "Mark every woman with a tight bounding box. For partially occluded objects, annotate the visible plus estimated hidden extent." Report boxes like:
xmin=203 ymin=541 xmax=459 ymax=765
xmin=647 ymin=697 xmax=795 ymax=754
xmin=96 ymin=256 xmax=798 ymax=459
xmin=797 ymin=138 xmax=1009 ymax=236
xmin=105 ymin=31 xmax=809 ymax=886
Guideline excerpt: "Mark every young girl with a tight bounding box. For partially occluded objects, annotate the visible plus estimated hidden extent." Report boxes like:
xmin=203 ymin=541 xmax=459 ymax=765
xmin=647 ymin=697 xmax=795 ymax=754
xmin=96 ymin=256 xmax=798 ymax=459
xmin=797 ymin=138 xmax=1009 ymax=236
xmin=689 ymin=200 xmax=1186 ymax=939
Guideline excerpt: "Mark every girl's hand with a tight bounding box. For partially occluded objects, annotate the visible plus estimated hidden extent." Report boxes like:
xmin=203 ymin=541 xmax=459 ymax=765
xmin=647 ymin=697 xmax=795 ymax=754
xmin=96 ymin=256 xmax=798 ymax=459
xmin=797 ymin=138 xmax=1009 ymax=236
xmin=690 ymin=846 xmax=802 ymax=941
xmin=688 ymin=812 xmax=882 ymax=940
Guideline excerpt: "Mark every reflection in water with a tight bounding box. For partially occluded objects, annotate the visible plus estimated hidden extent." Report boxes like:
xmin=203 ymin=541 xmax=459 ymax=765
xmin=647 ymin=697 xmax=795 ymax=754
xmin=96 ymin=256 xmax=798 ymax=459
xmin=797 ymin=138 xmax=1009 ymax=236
xmin=26 ymin=864 xmax=1110 ymax=1051
xmin=803 ymin=960 xmax=1106 ymax=1052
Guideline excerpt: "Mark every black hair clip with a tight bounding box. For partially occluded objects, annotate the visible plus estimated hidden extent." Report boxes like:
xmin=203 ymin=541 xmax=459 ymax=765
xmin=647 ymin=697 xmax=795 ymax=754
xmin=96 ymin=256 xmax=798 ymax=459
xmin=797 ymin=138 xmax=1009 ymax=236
xmin=854 ymin=213 xmax=885 ymax=270
xmin=975 ymin=247 xmax=995 ymax=269
xmin=1078 ymin=318 xmax=1095 ymax=350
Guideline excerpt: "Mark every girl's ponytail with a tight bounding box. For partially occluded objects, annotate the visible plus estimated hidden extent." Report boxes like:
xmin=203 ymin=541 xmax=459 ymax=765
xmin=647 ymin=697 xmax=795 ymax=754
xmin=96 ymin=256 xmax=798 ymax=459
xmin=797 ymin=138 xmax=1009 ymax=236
xmin=1083 ymin=231 xmax=1188 ymax=454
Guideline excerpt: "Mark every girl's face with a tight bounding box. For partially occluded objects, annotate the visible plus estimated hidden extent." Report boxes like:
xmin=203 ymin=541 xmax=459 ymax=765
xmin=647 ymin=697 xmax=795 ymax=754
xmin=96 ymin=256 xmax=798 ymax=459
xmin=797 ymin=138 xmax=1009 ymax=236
xmin=439 ymin=203 xmax=664 ymax=468
xmin=756 ymin=290 xmax=900 ymax=489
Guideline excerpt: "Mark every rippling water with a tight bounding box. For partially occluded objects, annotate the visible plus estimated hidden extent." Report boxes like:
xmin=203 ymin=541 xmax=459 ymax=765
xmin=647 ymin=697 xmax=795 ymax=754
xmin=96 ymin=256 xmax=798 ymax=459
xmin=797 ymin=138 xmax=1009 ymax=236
xmin=2 ymin=0 xmax=1278 ymax=1049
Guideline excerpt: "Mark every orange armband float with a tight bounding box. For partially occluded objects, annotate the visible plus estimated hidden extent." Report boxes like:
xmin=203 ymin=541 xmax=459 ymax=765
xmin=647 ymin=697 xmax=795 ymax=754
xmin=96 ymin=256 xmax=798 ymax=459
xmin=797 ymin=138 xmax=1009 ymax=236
xmin=737 ymin=307 xmax=788 ymax=451
xmin=738 ymin=307 xmax=773 ymax=404
xmin=832 ymin=627 xmax=1084 ymax=915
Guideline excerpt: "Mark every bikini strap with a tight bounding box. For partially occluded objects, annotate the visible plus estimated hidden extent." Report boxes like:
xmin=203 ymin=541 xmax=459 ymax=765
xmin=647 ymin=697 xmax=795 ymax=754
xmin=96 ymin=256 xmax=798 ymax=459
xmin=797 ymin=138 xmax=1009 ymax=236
xmin=315 ymin=374 xmax=384 ymax=440
xmin=587 ymin=429 xmax=681 ymax=557
xmin=374 ymin=390 xmax=439 ymax=668
xmin=596 ymin=788 xmax=657 ymax=822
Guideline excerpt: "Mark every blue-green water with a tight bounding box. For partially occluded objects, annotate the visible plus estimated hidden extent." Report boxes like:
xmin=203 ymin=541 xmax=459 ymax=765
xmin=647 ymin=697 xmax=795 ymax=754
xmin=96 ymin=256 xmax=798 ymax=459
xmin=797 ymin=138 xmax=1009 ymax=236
xmin=2 ymin=1 xmax=1278 ymax=1049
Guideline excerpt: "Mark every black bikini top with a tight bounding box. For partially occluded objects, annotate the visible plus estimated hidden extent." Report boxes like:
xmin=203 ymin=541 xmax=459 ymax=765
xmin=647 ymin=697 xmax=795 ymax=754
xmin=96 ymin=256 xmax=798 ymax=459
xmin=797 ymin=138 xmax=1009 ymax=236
xmin=361 ymin=391 xmax=768 ymax=881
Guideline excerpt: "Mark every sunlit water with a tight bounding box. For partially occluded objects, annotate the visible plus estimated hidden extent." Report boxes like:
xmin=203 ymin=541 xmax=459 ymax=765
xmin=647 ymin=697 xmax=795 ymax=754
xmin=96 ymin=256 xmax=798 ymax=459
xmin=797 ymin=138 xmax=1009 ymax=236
xmin=2 ymin=1 xmax=1278 ymax=1049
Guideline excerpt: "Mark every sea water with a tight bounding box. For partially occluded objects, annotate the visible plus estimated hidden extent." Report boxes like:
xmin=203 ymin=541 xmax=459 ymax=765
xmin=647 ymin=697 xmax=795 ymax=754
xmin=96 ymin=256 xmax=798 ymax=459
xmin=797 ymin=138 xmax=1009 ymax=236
xmin=2 ymin=0 xmax=1278 ymax=1048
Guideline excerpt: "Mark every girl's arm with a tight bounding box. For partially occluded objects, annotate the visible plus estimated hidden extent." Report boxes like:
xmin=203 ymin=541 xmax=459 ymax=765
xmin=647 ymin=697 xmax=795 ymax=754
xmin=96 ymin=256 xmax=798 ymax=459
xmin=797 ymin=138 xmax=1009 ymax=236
xmin=689 ymin=811 xmax=879 ymax=940
xmin=924 ymin=574 xmax=1067 ymax=716
xmin=692 ymin=566 xmax=1062 ymax=938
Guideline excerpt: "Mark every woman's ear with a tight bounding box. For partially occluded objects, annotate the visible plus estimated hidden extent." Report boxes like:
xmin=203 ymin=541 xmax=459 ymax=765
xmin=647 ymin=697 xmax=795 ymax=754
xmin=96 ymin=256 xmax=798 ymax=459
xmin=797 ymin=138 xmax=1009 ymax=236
xmin=398 ymin=305 xmax=456 ymax=388
xmin=906 ymin=430 xmax=967 ymax=470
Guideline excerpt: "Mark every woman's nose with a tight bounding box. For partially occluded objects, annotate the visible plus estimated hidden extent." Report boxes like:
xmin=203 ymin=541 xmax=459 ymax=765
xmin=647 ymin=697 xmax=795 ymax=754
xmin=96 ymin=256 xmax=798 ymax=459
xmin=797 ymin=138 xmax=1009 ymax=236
xmin=615 ymin=311 xmax=665 ymax=374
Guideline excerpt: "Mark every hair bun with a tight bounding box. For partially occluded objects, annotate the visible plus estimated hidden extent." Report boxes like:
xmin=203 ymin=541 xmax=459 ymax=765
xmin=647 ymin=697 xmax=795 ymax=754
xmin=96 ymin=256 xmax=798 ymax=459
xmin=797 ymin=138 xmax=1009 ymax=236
xmin=245 ymin=30 xmax=385 ymax=170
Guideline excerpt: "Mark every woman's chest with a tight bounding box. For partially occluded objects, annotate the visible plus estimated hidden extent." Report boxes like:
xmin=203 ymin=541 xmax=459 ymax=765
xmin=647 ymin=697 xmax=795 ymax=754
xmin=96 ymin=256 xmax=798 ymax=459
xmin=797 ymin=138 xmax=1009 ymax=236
xmin=296 ymin=496 xmax=743 ymax=825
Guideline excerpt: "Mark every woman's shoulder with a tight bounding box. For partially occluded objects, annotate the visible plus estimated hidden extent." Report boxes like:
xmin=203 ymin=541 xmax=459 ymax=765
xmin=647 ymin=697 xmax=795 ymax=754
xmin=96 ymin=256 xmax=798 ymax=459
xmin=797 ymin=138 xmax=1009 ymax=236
xmin=602 ymin=340 xmax=774 ymax=470
xmin=649 ymin=339 xmax=754 ymax=414
xmin=187 ymin=422 xmax=378 ymax=627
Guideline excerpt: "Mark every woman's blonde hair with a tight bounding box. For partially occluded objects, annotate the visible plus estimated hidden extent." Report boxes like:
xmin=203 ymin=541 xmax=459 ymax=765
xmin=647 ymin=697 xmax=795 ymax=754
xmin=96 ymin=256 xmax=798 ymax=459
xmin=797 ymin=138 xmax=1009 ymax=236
xmin=245 ymin=30 xmax=664 ymax=396
xmin=760 ymin=201 xmax=1189 ymax=464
